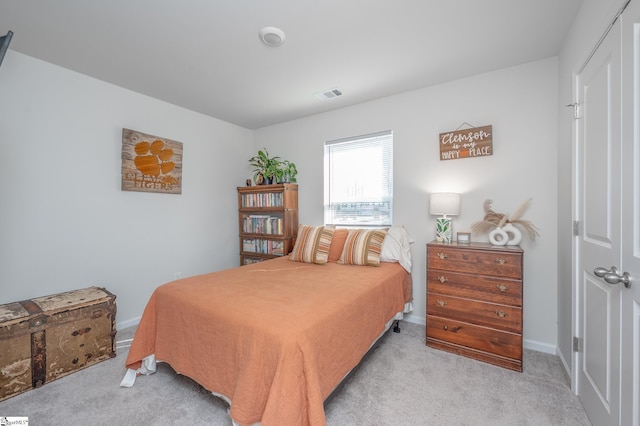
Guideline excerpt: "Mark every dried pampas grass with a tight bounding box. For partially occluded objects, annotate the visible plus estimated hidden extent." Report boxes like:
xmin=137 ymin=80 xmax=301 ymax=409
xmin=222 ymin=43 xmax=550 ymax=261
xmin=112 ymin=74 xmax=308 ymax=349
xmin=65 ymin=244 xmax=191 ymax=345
xmin=471 ymin=199 xmax=540 ymax=241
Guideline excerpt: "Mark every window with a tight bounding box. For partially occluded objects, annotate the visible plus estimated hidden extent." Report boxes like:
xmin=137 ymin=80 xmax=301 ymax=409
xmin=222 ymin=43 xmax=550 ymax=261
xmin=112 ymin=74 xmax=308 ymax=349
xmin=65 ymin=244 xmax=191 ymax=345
xmin=324 ymin=130 xmax=393 ymax=227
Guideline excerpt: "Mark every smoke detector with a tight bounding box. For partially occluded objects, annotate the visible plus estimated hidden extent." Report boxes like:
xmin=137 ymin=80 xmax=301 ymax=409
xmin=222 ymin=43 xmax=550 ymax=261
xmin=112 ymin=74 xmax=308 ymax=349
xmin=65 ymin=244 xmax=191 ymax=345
xmin=314 ymin=88 xmax=343 ymax=101
xmin=259 ymin=27 xmax=285 ymax=47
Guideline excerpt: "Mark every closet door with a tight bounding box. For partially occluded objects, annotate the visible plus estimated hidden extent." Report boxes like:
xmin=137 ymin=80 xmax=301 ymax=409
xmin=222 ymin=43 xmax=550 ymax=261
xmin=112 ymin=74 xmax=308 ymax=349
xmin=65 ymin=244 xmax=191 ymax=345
xmin=620 ymin=1 xmax=640 ymax=424
xmin=575 ymin=14 xmax=622 ymax=426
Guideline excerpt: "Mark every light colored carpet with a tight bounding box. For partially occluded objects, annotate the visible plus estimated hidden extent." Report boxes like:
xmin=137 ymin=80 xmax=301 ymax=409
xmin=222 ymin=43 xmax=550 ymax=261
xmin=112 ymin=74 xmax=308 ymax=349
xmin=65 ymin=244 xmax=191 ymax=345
xmin=0 ymin=322 xmax=591 ymax=425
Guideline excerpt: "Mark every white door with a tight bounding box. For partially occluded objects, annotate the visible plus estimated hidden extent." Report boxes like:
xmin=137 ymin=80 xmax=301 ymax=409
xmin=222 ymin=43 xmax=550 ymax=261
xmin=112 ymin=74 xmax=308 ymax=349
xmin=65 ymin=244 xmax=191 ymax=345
xmin=620 ymin=1 xmax=640 ymax=424
xmin=575 ymin=15 xmax=622 ymax=426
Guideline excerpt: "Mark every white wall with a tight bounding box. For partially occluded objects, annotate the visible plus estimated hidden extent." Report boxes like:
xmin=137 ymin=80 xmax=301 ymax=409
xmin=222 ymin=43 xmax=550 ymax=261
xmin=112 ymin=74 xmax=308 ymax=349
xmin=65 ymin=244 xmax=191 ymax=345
xmin=0 ymin=51 xmax=253 ymax=327
xmin=0 ymin=49 xmax=562 ymax=352
xmin=254 ymin=57 xmax=559 ymax=352
xmin=556 ymin=0 xmax=629 ymax=375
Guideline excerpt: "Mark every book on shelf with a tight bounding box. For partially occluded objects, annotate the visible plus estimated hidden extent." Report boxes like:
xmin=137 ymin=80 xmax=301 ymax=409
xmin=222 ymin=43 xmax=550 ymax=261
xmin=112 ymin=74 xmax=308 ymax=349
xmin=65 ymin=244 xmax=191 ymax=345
xmin=242 ymin=215 xmax=283 ymax=234
xmin=242 ymin=239 xmax=285 ymax=256
xmin=241 ymin=192 xmax=283 ymax=208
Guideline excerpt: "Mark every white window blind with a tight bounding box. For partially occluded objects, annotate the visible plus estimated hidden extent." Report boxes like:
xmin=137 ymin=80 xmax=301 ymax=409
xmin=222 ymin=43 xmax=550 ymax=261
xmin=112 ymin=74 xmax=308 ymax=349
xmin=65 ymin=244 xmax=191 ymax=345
xmin=324 ymin=130 xmax=393 ymax=226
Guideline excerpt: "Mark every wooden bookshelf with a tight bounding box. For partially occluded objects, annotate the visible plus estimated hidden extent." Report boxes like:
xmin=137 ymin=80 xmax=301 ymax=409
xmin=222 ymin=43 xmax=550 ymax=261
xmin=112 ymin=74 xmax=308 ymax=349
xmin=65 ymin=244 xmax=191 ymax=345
xmin=237 ymin=184 xmax=298 ymax=265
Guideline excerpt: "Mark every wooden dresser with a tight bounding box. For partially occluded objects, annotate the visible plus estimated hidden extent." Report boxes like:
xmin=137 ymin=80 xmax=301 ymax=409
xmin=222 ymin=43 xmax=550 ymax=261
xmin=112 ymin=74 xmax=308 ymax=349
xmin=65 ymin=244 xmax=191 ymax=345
xmin=426 ymin=241 xmax=524 ymax=371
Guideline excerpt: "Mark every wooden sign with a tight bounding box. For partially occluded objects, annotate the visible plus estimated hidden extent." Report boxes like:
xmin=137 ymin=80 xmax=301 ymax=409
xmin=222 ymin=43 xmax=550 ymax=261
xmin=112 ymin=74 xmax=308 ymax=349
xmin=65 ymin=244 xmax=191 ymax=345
xmin=439 ymin=125 xmax=493 ymax=161
xmin=121 ymin=129 xmax=183 ymax=194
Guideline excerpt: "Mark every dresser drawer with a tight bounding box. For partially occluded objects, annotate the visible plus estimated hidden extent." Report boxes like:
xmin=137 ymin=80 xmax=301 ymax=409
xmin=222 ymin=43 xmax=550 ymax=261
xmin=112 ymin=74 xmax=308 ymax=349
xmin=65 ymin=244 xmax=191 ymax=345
xmin=426 ymin=315 xmax=522 ymax=360
xmin=427 ymin=293 xmax=522 ymax=333
xmin=427 ymin=270 xmax=522 ymax=306
xmin=427 ymin=246 xmax=522 ymax=279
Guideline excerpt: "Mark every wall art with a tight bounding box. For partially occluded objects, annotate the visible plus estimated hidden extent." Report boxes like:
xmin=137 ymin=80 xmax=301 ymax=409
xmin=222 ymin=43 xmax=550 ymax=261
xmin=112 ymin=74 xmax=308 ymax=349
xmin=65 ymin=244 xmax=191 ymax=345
xmin=439 ymin=124 xmax=492 ymax=161
xmin=121 ymin=128 xmax=183 ymax=194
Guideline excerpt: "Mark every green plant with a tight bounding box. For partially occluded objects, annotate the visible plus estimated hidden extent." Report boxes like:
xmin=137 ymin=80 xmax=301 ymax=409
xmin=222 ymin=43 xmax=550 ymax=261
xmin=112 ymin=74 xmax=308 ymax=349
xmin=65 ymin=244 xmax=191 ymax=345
xmin=248 ymin=148 xmax=298 ymax=185
xmin=279 ymin=160 xmax=298 ymax=183
xmin=248 ymin=148 xmax=281 ymax=184
xmin=264 ymin=158 xmax=283 ymax=183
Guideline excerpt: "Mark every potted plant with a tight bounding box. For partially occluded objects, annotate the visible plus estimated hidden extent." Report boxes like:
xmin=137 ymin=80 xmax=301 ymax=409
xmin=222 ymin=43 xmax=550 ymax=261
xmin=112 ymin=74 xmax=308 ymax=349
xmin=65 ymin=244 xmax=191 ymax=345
xmin=263 ymin=158 xmax=283 ymax=184
xmin=249 ymin=148 xmax=281 ymax=185
xmin=278 ymin=160 xmax=298 ymax=183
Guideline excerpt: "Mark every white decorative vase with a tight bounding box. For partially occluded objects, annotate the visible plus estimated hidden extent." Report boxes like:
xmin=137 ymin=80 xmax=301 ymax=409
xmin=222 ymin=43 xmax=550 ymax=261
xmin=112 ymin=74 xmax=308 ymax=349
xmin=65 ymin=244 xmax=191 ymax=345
xmin=489 ymin=223 xmax=522 ymax=246
xmin=503 ymin=223 xmax=522 ymax=245
xmin=489 ymin=227 xmax=508 ymax=245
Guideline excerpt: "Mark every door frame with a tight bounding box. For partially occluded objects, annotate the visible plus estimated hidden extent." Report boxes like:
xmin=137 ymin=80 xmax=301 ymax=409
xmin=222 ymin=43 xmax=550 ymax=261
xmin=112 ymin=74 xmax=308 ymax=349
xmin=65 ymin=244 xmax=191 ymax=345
xmin=620 ymin=1 xmax=640 ymax=424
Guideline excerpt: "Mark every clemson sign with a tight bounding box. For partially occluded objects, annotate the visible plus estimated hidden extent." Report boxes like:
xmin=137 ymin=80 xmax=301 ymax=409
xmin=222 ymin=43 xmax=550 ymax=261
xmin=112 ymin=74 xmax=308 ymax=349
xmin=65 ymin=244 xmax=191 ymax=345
xmin=439 ymin=125 xmax=493 ymax=161
xmin=121 ymin=129 xmax=183 ymax=194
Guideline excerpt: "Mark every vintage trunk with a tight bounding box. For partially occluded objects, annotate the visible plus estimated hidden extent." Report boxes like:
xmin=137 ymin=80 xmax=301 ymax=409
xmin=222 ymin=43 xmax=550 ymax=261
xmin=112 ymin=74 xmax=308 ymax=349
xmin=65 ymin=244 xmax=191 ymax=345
xmin=0 ymin=286 xmax=116 ymax=401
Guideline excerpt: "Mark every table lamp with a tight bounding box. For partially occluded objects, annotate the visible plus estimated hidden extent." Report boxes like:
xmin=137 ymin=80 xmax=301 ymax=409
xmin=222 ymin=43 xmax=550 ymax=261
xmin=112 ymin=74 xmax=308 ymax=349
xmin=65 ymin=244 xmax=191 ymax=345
xmin=430 ymin=193 xmax=460 ymax=243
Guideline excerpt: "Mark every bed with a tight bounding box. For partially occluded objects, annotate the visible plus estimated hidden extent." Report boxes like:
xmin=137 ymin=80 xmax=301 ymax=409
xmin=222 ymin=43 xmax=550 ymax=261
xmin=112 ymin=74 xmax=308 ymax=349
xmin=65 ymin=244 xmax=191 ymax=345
xmin=121 ymin=225 xmax=413 ymax=426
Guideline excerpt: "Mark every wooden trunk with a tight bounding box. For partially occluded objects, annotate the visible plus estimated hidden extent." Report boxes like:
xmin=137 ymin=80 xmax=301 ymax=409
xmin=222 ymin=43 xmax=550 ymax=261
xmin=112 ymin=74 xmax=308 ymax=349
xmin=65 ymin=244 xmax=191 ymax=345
xmin=0 ymin=286 xmax=116 ymax=401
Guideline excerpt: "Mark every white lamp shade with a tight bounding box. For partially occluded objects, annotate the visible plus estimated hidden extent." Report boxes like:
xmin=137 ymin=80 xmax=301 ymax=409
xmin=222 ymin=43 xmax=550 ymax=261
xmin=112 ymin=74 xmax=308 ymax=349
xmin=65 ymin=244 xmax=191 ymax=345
xmin=430 ymin=193 xmax=461 ymax=216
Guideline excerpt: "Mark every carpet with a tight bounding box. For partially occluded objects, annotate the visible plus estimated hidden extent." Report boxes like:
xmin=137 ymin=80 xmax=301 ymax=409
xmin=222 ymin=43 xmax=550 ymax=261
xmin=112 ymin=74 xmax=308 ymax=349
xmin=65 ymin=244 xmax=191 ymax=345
xmin=0 ymin=321 xmax=591 ymax=425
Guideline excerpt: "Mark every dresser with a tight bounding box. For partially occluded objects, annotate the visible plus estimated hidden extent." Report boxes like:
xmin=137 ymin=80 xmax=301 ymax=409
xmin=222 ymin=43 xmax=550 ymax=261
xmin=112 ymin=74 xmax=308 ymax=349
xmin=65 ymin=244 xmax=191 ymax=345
xmin=426 ymin=241 xmax=524 ymax=371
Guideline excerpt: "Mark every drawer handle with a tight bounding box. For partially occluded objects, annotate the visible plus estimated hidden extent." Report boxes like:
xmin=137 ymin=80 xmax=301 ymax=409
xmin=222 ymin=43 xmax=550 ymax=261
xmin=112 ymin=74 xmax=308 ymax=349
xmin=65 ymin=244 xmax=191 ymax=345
xmin=438 ymin=276 xmax=448 ymax=284
xmin=495 ymin=258 xmax=509 ymax=265
xmin=443 ymin=325 xmax=448 ymax=330
xmin=496 ymin=284 xmax=509 ymax=292
xmin=436 ymin=252 xmax=448 ymax=260
xmin=436 ymin=300 xmax=448 ymax=307
xmin=495 ymin=310 xmax=508 ymax=318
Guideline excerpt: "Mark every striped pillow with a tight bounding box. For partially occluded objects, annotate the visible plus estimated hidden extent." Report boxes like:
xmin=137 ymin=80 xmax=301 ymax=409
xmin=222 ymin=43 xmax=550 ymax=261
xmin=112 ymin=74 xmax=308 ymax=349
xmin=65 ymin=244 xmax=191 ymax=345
xmin=289 ymin=225 xmax=335 ymax=264
xmin=338 ymin=229 xmax=388 ymax=266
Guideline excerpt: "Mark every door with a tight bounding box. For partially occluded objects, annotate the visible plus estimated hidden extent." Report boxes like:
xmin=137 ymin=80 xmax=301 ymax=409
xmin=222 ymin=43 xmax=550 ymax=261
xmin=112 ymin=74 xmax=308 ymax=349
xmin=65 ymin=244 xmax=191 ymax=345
xmin=620 ymin=1 xmax=640 ymax=424
xmin=575 ymin=15 xmax=622 ymax=426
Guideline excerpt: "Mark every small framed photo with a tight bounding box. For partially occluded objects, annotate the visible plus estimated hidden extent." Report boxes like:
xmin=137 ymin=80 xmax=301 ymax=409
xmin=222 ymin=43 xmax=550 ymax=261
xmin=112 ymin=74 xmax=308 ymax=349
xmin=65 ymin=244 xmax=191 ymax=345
xmin=457 ymin=232 xmax=471 ymax=244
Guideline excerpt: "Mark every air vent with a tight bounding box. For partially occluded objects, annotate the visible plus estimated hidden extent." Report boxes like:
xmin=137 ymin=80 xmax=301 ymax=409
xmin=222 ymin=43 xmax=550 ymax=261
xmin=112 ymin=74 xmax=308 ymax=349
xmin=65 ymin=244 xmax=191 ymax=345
xmin=314 ymin=88 xmax=343 ymax=101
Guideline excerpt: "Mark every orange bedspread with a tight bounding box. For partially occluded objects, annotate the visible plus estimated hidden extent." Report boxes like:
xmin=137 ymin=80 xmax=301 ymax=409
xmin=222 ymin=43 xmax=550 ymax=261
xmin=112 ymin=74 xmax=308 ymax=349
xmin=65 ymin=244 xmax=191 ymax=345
xmin=126 ymin=256 xmax=412 ymax=426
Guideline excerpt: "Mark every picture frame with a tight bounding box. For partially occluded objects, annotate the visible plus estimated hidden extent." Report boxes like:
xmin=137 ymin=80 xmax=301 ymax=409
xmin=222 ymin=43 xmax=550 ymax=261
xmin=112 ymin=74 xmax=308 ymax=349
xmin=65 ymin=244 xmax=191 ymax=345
xmin=457 ymin=232 xmax=471 ymax=244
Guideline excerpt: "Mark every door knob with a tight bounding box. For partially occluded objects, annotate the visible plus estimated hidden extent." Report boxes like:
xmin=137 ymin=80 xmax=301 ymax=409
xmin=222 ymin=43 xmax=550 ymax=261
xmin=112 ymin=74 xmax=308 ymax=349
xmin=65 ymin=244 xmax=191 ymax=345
xmin=594 ymin=266 xmax=632 ymax=288
xmin=593 ymin=266 xmax=611 ymax=278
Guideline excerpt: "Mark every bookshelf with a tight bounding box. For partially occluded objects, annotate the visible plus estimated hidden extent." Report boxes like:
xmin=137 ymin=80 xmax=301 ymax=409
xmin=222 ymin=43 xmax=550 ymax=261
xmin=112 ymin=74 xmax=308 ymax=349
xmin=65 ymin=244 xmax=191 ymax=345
xmin=237 ymin=183 xmax=298 ymax=265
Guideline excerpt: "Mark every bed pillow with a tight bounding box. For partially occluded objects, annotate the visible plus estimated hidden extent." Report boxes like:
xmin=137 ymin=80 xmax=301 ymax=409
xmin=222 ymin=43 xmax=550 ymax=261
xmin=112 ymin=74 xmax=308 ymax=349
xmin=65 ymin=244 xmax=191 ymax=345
xmin=338 ymin=228 xmax=388 ymax=266
xmin=289 ymin=225 xmax=335 ymax=264
xmin=328 ymin=228 xmax=349 ymax=262
xmin=380 ymin=225 xmax=414 ymax=273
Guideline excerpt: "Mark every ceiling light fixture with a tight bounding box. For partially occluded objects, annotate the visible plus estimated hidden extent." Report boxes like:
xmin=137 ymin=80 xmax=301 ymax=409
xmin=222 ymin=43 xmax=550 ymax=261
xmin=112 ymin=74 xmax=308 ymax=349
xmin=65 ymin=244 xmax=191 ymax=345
xmin=259 ymin=27 xmax=285 ymax=47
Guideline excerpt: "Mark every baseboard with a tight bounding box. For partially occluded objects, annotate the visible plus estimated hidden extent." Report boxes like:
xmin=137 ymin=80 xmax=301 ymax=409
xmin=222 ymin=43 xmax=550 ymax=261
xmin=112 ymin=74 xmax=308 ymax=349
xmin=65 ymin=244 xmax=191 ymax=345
xmin=557 ymin=347 xmax=572 ymax=379
xmin=523 ymin=338 xmax=556 ymax=355
xmin=403 ymin=313 xmax=425 ymax=325
xmin=117 ymin=316 xmax=141 ymax=331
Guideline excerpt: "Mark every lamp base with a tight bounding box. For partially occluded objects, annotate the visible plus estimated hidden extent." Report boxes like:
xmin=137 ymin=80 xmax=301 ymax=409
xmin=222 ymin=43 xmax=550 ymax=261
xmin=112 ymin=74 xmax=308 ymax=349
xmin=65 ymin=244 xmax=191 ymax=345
xmin=436 ymin=218 xmax=453 ymax=243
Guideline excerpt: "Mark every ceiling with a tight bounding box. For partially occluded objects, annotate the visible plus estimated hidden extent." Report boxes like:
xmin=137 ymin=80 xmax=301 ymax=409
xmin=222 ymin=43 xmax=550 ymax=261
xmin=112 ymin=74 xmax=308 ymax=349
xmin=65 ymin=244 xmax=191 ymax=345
xmin=0 ymin=0 xmax=582 ymax=130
